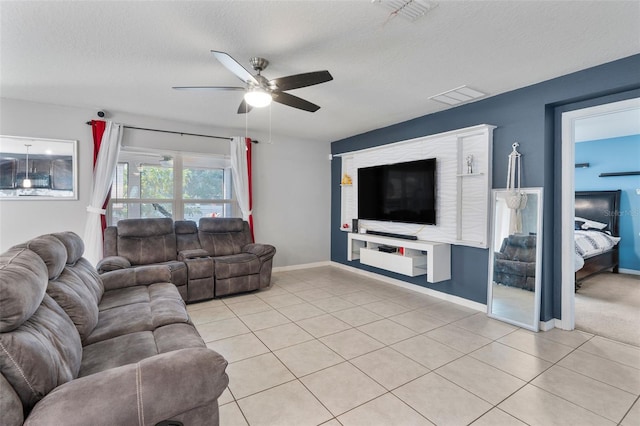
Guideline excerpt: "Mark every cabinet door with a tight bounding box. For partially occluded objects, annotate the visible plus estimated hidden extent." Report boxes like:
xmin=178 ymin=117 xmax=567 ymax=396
xmin=51 ymin=159 xmax=73 ymax=190
xmin=0 ymin=159 xmax=17 ymax=189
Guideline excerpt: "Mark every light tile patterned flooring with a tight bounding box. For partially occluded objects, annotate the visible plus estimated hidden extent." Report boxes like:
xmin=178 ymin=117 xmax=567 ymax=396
xmin=187 ymin=266 xmax=640 ymax=426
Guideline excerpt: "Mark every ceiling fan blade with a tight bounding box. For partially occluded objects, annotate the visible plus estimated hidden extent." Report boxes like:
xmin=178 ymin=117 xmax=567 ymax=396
xmin=237 ymin=99 xmax=253 ymax=114
xmin=272 ymin=92 xmax=320 ymax=112
xmin=172 ymin=86 xmax=246 ymax=91
xmin=269 ymin=71 xmax=333 ymax=91
xmin=211 ymin=50 xmax=259 ymax=85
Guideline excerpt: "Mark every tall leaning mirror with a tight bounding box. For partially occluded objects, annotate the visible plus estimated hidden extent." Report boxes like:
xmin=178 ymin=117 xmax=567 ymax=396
xmin=487 ymin=187 xmax=543 ymax=331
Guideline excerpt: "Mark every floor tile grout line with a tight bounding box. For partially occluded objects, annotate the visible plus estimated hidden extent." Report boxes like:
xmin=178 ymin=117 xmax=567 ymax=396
xmin=346 ymin=349 xmax=433 ymax=393
xmin=525 ymin=380 xmax=627 ymax=424
xmin=619 ymin=394 xmax=640 ymax=425
xmin=572 ymin=339 xmax=640 ymax=371
xmin=545 ymin=354 xmax=640 ymax=399
xmin=206 ymin=268 xmax=640 ymax=425
xmin=476 ymin=335 xmax=633 ymax=424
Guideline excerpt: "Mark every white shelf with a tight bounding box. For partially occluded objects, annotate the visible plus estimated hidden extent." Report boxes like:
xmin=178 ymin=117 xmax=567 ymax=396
xmin=456 ymin=172 xmax=485 ymax=177
xmin=347 ymin=233 xmax=451 ymax=283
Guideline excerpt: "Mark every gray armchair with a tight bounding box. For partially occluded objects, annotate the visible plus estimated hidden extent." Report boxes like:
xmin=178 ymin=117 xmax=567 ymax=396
xmin=98 ymin=218 xmax=189 ymax=299
xmin=493 ymin=234 xmax=537 ymax=291
xmin=197 ymin=218 xmax=276 ymax=297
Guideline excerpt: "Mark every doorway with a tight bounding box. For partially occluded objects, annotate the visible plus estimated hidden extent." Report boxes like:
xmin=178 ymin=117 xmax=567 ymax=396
xmin=560 ymin=97 xmax=640 ymax=336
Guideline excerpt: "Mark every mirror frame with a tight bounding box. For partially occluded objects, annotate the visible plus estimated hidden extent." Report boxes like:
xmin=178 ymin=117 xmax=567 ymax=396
xmin=0 ymin=135 xmax=78 ymax=201
xmin=487 ymin=187 xmax=543 ymax=331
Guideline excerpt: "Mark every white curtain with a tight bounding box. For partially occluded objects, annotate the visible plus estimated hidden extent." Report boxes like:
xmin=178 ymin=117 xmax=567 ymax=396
xmin=83 ymin=122 xmax=123 ymax=265
xmin=230 ymin=136 xmax=251 ymax=221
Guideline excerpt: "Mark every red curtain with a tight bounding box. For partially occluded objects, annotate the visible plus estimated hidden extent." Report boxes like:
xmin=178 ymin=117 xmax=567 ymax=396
xmin=90 ymin=120 xmax=109 ymax=233
xmin=246 ymin=137 xmax=255 ymax=242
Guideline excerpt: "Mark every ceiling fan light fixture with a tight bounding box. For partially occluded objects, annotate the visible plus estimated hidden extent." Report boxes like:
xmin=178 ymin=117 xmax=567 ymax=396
xmin=244 ymin=89 xmax=272 ymax=108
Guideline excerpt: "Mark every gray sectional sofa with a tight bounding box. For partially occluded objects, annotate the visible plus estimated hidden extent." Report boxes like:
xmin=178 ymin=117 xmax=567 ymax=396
xmin=98 ymin=217 xmax=276 ymax=302
xmin=0 ymin=231 xmax=229 ymax=425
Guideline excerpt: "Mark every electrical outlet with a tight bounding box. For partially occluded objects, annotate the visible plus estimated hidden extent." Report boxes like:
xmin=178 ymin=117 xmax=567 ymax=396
xmin=636 ymin=188 xmax=640 ymax=195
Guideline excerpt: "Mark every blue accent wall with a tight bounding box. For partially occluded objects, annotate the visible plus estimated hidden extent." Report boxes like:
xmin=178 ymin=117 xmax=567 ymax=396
xmin=331 ymin=54 xmax=640 ymax=321
xmin=575 ymin=135 xmax=640 ymax=271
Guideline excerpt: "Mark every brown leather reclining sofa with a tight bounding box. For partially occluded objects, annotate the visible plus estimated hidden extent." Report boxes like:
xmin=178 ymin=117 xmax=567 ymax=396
xmin=0 ymin=231 xmax=228 ymax=425
xmin=97 ymin=217 xmax=276 ymax=302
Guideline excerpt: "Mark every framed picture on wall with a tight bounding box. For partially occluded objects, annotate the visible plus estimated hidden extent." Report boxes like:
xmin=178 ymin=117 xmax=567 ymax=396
xmin=0 ymin=135 xmax=78 ymax=200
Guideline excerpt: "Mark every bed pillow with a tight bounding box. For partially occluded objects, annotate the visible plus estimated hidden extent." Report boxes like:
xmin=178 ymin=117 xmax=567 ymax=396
xmin=575 ymin=217 xmax=607 ymax=230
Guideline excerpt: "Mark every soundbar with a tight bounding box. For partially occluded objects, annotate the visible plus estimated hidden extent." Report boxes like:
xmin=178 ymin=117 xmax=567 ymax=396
xmin=365 ymin=230 xmax=418 ymax=240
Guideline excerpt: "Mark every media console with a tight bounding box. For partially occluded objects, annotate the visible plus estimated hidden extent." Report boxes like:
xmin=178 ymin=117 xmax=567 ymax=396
xmin=347 ymin=233 xmax=451 ymax=283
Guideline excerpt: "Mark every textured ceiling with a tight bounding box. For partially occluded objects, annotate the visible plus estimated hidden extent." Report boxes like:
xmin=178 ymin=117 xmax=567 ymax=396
xmin=1 ymin=1 xmax=639 ymax=143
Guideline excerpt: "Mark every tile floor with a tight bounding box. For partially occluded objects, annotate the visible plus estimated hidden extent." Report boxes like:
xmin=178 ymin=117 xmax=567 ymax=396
xmin=187 ymin=266 xmax=640 ymax=426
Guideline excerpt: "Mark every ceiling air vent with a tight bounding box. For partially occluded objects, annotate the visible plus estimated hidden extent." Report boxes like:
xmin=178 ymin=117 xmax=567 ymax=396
xmin=428 ymin=86 xmax=487 ymax=106
xmin=374 ymin=0 xmax=439 ymax=22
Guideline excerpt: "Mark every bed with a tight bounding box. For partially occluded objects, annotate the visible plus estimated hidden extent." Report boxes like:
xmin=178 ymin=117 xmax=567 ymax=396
xmin=574 ymin=190 xmax=622 ymax=289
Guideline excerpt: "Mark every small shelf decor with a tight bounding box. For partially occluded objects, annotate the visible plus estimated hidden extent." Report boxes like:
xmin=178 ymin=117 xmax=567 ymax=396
xmin=341 ymin=173 xmax=352 ymax=185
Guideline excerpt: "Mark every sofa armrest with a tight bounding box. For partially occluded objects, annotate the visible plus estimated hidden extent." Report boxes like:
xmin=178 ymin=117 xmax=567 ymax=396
xmin=242 ymin=243 xmax=276 ymax=261
xmin=494 ymin=252 xmax=508 ymax=261
xmin=25 ymin=348 xmax=229 ymax=426
xmin=178 ymin=249 xmax=210 ymax=261
xmin=96 ymin=255 xmax=131 ymax=274
xmin=100 ymin=265 xmax=173 ymax=291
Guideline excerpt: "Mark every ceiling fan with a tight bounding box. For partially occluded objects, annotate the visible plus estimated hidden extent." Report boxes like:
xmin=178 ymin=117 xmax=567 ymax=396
xmin=173 ymin=50 xmax=333 ymax=114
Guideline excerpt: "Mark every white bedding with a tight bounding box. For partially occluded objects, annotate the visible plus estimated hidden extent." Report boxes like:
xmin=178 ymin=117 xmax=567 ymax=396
xmin=574 ymin=230 xmax=621 ymax=272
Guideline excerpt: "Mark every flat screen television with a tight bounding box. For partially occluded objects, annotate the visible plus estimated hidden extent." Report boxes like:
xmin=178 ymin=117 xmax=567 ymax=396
xmin=358 ymin=158 xmax=436 ymax=225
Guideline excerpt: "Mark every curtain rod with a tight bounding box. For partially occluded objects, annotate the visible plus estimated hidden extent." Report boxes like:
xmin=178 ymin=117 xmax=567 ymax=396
xmin=85 ymin=121 xmax=258 ymax=143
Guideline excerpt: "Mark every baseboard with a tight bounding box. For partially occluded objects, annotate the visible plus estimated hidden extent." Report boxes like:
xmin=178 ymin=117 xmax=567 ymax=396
xmin=619 ymin=268 xmax=640 ymax=276
xmin=330 ymin=261 xmax=486 ymax=312
xmin=272 ymin=261 xmax=331 ymax=273
xmin=539 ymin=318 xmax=559 ymax=331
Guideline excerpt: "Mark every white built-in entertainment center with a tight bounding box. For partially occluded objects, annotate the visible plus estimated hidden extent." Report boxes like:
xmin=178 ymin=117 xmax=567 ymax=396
xmin=337 ymin=124 xmax=495 ymax=282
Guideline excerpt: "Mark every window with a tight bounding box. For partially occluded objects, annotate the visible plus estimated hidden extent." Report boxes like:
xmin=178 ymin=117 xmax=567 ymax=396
xmin=108 ymin=150 xmax=237 ymax=225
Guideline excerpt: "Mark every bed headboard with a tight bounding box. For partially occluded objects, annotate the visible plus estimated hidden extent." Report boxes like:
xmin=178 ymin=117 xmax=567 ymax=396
xmin=575 ymin=190 xmax=621 ymax=237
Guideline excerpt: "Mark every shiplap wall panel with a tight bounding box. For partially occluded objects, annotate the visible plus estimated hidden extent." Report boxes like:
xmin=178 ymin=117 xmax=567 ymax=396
xmin=340 ymin=124 xmax=494 ymax=248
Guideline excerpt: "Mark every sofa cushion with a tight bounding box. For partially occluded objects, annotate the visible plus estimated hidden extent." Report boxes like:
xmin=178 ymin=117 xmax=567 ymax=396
xmin=0 ymin=248 xmax=48 ymax=332
xmin=198 ymin=219 xmax=252 ymax=257
xmin=85 ymin=283 xmax=189 ymax=345
xmin=116 ymin=218 xmax=177 ymax=265
xmin=85 ymin=302 xmax=154 ymax=345
xmin=117 ymin=217 xmax=174 ymax=238
xmin=175 ymin=220 xmax=202 ymax=252
xmin=80 ymin=324 xmax=205 ymax=378
xmin=0 ymin=374 xmax=23 ymax=426
xmin=79 ymin=332 xmax=159 ymax=378
xmin=214 ymin=253 xmax=261 ymax=279
xmin=0 ymin=294 xmax=82 ymax=412
xmin=46 ymin=266 xmax=100 ymax=342
xmin=50 ymin=232 xmax=84 ymax=266
xmin=36 ymin=232 xmax=104 ymax=343
xmin=25 ymin=235 xmax=67 ymax=280
xmin=199 ymin=217 xmax=244 ymax=233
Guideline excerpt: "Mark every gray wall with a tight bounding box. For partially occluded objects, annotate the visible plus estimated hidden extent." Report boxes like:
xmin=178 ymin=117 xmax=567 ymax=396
xmin=0 ymin=98 xmax=331 ymax=266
